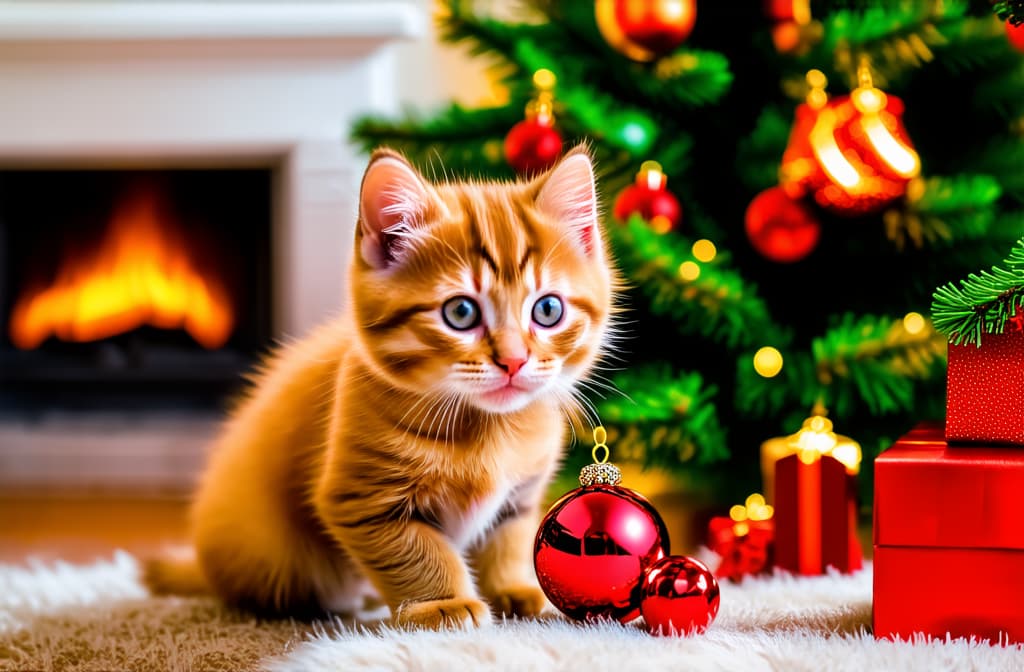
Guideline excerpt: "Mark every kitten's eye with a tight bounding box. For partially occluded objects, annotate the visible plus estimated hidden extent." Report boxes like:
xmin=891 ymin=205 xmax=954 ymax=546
xmin=442 ymin=296 xmax=481 ymax=330
xmin=531 ymin=294 xmax=564 ymax=328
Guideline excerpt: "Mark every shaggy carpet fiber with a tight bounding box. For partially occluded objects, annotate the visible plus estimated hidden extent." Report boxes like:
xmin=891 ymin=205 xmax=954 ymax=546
xmin=2 ymin=552 xmax=1023 ymax=671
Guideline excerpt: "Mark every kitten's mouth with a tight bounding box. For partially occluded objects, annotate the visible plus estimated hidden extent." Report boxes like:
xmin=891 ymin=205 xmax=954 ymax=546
xmin=476 ymin=381 xmax=532 ymax=409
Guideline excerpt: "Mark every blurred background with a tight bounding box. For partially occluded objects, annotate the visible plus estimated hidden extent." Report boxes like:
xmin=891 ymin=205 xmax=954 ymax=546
xmin=1 ymin=0 xmax=1021 ymax=563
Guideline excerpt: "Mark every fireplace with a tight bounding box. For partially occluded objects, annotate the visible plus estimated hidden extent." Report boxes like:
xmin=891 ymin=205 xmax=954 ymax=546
xmin=0 ymin=1 xmax=423 ymax=491
xmin=1 ymin=167 xmax=272 ymax=407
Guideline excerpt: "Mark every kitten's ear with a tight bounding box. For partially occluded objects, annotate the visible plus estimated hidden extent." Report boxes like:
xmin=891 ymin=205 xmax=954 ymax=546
xmin=358 ymin=149 xmax=433 ymax=269
xmin=534 ymin=147 xmax=600 ymax=256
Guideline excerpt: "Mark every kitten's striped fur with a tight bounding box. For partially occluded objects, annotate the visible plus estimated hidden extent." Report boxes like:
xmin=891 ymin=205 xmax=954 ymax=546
xmin=145 ymin=146 xmax=620 ymax=629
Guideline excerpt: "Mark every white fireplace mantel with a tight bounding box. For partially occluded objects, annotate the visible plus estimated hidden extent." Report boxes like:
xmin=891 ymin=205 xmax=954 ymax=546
xmin=0 ymin=1 xmax=425 ymax=338
xmin=0 ymin=2 xmax=423 ymax=42
xmin=0 ymin=2 xmax=425 ymax=491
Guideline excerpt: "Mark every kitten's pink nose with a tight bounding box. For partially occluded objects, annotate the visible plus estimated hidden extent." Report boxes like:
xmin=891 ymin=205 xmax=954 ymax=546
xmin=496 ymin=356 xmax=527 ymax=377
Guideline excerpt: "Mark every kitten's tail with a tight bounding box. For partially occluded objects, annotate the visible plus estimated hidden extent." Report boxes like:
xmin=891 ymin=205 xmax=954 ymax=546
xmin=142 ymin=548 xmax=211 ymax=596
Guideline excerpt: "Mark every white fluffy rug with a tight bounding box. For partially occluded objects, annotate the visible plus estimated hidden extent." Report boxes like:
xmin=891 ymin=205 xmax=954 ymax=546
xmin=3 ymin=552 xmax=1024 ymax=671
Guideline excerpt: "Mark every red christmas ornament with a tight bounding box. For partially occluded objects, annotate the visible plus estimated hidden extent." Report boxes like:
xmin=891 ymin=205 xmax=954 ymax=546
xmin=763 ymin=0 xmax=810 ymax=22
xmin=640 ymin=555 xmax=721 ymax=635
xmin=780 ymin=66 xmax=920 ymax=216
xmin=595 ymin=0 xmax=696 ymax=62
xmin=505 ymin=119 xmax=562 ymax=175
xmin=707 ymin=493 xmax=775 ymax=582
xmin=1007 ymin=21 xmax=1024 ymax=53
xmin=534 ymin=440 xmax=670 ymax=623
xmin=613 ymin=161 xmax=682 ymax=233
xmin=744 ymin=186 xmax=820 ymax=263
xmin=505 ymin=73 xmax=563 ymax=175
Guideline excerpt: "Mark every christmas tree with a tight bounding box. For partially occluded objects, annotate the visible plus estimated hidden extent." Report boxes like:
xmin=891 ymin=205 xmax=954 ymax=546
xmin=351 ymin=0 xmax=1024 ymax=506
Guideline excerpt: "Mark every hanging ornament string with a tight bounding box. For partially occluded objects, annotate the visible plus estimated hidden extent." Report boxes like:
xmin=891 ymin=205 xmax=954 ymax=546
xmin=580 ymin=425 xmax=623 ymax=486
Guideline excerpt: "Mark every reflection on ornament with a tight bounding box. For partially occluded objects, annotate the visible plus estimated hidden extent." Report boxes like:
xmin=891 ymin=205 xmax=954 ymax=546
xmin=595 ymin=0 xmax=697 ymax=62
xmin=780 ymin=64 xmax=920 ymax=215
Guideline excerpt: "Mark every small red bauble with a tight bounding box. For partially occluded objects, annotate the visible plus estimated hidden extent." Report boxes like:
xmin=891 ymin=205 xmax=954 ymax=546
xmin=534 ymin=483 xmax=670 ymax=623
xmin=595 ymin=0 xmax=696 ymax=62
xmin=613 ymin=161 xmax=682 ymax=233
xmin=745 ymin=186 xmax=820 ymax=263
xmin=640 ymin=555 xmax=721 ymax=636
xmin=505 ymin=118 xmax=563 ymax=175
xmin=1007 ymin=21 xmax=1024 ymax=53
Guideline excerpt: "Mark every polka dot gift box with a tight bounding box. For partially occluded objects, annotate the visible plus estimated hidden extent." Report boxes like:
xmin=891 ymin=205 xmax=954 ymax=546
xmin=931 ymin=237 xmax=1024 ymax=446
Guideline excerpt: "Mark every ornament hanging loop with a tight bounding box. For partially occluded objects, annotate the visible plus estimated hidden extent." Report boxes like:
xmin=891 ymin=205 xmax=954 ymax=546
xmin=592 ymin=425 xmax=610 ymax=464
xmin=581 ymin=425 xmax=622 ymax=487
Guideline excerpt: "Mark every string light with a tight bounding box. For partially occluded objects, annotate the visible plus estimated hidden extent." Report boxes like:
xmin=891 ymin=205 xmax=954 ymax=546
xmin=678 ymin=261 xmax=700 ymax=281
xmin=903 ymin=311 xmax=925 ymax=334
xmin=753 ymin=346 xmax=783 ymax=378
xmin=692 ymin=239 xmax=717 ymax=262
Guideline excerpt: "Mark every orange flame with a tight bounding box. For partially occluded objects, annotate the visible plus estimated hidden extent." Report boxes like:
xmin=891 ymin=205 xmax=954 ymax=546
xmin=9 ymin=184 xmax=234 ymax=350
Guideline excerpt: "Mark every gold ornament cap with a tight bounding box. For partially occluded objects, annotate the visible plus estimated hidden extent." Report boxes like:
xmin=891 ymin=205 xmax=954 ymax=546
xmin=579 ymin=462 xmax=622 ymax=487
xmin=578 ymin=426 xmax=622 ymax=486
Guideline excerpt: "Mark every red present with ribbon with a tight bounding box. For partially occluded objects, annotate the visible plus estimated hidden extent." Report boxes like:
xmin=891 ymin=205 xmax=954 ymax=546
xmin=945 ymin=329 xmax=1024 ymax=445
xmin=874 ymin=421 xmax=1024 ymax=643
xmin=775 ymin=451 xmax=862 ymax=575
xmin=707 ymin=493 xmax=775 ymax=582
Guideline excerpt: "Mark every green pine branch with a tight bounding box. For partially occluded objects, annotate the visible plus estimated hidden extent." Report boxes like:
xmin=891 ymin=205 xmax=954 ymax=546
xmin=809 ymin=1 xmax=964 ymax=87
xmin=350 ymin=103 xmax=522 ymax=180
xmin=994 ymin=0 xmax=1024 ymax=25
xmin=735 ymin=350 xmax=819 ymax=418
xmin=607 ymin=216 xmax=786 ymax=349
xmin=971 ymin=64 xmax=1024 ymax=119
xmin=932 ymin=13 xmax=1019 ymax=76
xmin=888 ymin=175 xmax=1002 ymax=249
xmin=598 ymin=365 xmax=730 ymax=467
xmin=736 ymin=313 xmax=946 ymax=418
xmin=968 ymin=137 xmax=1024 ymax=201
xmin=931 ymin=237 xmax=1024 ymax=345
xmin=811 ymin=313 xmax=947 ymax=415
xmin=525 ymin=0 xmax=733 ymax=109
xmin=735 ymin=106 xmax=791 ymax=192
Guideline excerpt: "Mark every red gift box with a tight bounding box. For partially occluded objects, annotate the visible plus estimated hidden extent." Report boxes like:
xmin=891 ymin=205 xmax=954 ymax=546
xmin=707 ymin=494 xmax=775 ymax=581
xmin=945 ymin=330 xmax=1024 ymax=445
xmin=874 ymin=421 xmax=1024 ymax=643
xmin=774 ymin=453 xmax=862 ymax=575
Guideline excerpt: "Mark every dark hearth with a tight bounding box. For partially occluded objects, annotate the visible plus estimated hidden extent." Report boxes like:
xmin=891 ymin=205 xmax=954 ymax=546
xmin=0 ymin=168 xmax=273 ymax=410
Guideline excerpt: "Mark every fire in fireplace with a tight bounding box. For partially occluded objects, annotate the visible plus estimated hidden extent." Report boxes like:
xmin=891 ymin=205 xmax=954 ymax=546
xmin=9 ymin=178 xmax=236 ymax=351
xmin=0 ymin=167 xmax=273 ymax=406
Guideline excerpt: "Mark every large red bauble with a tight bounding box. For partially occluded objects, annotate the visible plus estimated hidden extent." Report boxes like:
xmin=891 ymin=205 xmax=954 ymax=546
xmin=1007 ymin=21 xmax=1024 ymax=53
xmin=744 ymin=186 xmax=820 ymax=263
xmin=613 ymin=183 xmax=682 ymax=232
xmin=780 ymin=93 xmax=918 ymax=215
xmin=534 ymin=484 xmax=670 ymax=622
xmin=504 ymin=118 xmax=563 ymax=175
xmin=595 ymin=0 xmax=696 ymax=62
xmin=640 ymin=555 xmax=721 ymax=635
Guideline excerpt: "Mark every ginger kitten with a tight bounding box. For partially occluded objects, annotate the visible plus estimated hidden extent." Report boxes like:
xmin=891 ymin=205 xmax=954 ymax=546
xmin=145 ymin=146 xmax=619 ymax=629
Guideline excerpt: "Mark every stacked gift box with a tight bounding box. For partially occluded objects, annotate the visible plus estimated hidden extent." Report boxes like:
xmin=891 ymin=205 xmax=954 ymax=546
xmin=873 ymin=238 xmax=1024 ymax=644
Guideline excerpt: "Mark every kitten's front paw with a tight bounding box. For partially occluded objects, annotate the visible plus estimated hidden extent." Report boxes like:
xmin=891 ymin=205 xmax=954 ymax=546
xmin=489 ymin=585 xmax=549 ymax=619
xmin=394 ymin=597 xmax=492 ymax=630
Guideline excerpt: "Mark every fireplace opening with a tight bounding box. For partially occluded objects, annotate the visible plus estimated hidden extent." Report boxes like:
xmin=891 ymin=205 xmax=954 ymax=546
xmin=0 ymin=168 xmax=273 ymax=411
